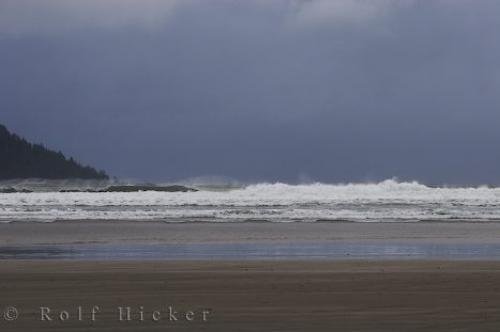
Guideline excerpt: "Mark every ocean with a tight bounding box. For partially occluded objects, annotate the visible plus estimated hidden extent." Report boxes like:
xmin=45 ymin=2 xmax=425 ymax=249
xmin=1 ymin=179 xmax=500 ymax=223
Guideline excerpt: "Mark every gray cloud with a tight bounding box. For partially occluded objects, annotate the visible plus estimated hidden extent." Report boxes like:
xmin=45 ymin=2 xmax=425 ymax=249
xmin=1 ymin=0 xmax=499 ymax=184
xmin=0 ymin=0 xmax=180 ymax=35
xmin=0 ymin=0 xmax=426 ymax=35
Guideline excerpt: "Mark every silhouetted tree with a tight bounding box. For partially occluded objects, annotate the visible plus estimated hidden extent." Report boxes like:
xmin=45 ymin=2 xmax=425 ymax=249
xmin=0 ymin=124 xmax=109 ymax=180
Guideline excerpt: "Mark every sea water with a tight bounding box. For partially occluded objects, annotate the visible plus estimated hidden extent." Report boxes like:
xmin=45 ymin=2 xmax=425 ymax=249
xmin=1 ymin=179 xmax=500 ymax=223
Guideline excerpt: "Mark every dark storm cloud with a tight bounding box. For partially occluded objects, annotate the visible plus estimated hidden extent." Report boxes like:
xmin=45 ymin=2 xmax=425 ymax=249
xmin=1 ymin=0 xmax=499 ymax=184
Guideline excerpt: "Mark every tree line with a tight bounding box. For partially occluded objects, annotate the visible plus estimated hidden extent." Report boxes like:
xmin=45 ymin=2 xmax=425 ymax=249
xmin=0 ymin=124 xmax=108 ymax=180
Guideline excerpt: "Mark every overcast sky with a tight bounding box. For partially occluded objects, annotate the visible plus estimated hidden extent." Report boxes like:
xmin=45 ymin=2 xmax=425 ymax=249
xmin=1 ymin=0 xmax=499 ymax=184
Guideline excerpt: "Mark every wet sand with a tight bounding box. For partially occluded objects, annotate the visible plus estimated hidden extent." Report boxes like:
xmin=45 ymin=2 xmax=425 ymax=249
xmin=2 ymin=221 xmax=500 ymax=245
xmin=2 ymin=260 xmax=500 ymax=331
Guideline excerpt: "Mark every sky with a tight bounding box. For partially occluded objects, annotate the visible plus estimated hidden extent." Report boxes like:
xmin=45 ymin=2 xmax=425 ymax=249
xmin=1 ymin=0 xmax=500 ymax=185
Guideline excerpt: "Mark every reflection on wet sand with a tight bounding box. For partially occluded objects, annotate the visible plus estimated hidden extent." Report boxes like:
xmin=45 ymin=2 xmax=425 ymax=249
xmin=2 ymin=242 xmax=500 ymax=260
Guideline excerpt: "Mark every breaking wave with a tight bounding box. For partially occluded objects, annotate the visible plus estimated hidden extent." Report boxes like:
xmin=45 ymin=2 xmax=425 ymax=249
xmin=1 ymin=179 xmax=500 ymax=222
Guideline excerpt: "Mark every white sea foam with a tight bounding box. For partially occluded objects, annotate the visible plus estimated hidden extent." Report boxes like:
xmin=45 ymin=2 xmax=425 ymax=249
xmin=1 ymin=179 xmax=500 ymax=222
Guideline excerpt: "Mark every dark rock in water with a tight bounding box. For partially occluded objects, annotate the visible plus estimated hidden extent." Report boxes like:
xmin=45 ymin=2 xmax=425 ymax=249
xmin=0 ymin=187 xmax=33 ymax=193
xmin=100 ymin=185 xmax=197 ymax=193
xmin=58 ymin=186 xmax=197 ymax=193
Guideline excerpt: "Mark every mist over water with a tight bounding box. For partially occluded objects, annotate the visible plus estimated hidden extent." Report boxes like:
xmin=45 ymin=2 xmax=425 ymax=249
xmin=1 ymin=179 xmax=500 ymax=223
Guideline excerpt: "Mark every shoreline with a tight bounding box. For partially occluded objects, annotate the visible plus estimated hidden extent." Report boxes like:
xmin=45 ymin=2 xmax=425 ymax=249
xmin=3 ymin=221 xmax=500 ymax=261
xmin=2 ymin=220 xmax=500 ymax=245
xmin=3 ymin=223 xmax=500 ymax=329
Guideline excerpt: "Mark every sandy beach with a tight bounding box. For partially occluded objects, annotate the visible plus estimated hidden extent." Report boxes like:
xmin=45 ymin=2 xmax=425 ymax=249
xmin=1 ymin=222 xmax=500 ymax=330
xmin=1 ymin=260 xmax=500 ymax=331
